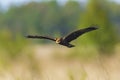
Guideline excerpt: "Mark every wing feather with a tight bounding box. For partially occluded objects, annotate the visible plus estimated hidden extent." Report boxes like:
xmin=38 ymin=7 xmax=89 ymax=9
xmin=63 ymin=26 xmax=98 ymax=42
xmin=26 ymin=35 xmax=56 ymax=41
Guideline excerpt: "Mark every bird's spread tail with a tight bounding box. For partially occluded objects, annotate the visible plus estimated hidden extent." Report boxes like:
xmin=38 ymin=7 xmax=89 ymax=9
xmin=67 ymin=44 xmax=75 ymax=48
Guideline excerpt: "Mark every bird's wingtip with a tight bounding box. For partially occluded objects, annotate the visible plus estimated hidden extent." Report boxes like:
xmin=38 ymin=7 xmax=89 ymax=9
xmin=24 ymin=35 xmax=31 ymax=38
xmin=93 ymin=26 xmax=99 ymax=29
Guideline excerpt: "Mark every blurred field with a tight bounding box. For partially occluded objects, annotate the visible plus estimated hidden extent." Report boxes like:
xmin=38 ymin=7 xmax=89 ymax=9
xmin=0 ymin=0 xmax=120 ymax=80
xmin=0 ymin=44 xmax=120 ymax=80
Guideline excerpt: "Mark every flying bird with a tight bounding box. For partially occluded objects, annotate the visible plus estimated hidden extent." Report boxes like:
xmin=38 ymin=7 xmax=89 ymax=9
xmin=26 ymin=26 xmax=98 ymax=48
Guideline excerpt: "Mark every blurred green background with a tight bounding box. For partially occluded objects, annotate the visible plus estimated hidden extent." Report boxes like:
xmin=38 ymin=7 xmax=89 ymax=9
xmin=0 ymin=0 xmax=120 ymax=80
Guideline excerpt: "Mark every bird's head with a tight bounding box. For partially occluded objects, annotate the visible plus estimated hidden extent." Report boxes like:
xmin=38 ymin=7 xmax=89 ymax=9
xmin=55 ymin=38 xmax=62 ymax=44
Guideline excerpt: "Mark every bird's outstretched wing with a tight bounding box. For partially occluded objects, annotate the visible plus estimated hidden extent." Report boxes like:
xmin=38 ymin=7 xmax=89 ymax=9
xmin=26 ymin=35 xmax=56 ymax=41
xmin=63 ymin=26 xmax=98 ymax=42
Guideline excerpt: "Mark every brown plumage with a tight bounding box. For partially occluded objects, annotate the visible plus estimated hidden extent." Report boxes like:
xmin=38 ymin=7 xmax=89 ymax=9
xmin=26 ymin=26 xmax=98 ymax=48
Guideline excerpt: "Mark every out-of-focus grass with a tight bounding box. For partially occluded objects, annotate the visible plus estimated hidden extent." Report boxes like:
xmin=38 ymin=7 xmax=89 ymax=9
xmin=0 ymin=29 xmax=119 ymax=80
xmin=67 ymin=68 xmax=87 ymax=80
xmin=0 ymin=43 xmax=120 ymax=80
xmin=53 ymin=45 xmax=99 ymax=62
xmin=0 ymin=29 xmax=27 ymax=60
xmin=0 ymin=29 xmax=27 ymax=70
xmin=0 ymin=29 xmax=42 ymax=80
xmin=67 ymin=46 xmax=99 ymax=61
xmin=80 ymin=68 xmax=87 ymax=80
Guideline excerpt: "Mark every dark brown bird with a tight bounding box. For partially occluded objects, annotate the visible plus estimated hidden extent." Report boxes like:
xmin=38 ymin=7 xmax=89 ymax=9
xmin=26 ymin=26 xmax=98 ymax=48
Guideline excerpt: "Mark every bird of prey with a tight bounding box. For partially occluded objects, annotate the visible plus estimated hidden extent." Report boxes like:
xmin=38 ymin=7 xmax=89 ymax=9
xmin=26 ymin=26 xmax=98 ymax=48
